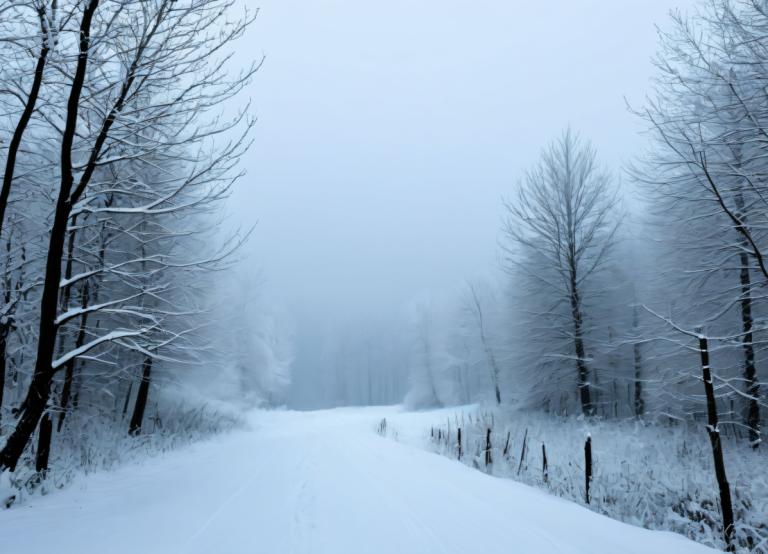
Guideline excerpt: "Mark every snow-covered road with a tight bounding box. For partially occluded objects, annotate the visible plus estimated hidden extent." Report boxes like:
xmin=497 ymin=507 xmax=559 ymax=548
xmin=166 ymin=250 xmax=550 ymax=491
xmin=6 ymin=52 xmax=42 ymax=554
xmin=1 ymin=407 xmax=718 ymax=553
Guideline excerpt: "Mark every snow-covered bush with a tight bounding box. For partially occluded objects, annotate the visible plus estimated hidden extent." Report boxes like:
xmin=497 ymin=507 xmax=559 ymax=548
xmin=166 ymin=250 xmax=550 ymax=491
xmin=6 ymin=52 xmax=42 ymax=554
xmin=0 ymin=400 xmax=243 ymax=507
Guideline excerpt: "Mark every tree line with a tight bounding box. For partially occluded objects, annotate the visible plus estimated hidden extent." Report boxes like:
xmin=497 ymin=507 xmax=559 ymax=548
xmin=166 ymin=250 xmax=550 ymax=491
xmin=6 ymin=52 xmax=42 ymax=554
xmin=406 ymin=0 xmax=767 ymax=453
xmin=0 ymin=0 xmax=263 ymax=480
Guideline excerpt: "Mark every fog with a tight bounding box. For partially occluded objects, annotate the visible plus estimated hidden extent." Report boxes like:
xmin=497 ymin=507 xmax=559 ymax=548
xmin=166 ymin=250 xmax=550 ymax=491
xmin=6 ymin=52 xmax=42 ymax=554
xmin=3 ymin=2 xmax=766 ymax=548
xmin=226 ymin=0 xmax=694 ymax=408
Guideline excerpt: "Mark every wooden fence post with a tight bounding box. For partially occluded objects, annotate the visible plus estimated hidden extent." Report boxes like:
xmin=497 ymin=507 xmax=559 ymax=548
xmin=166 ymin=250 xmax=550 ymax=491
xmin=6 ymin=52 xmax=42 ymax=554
xmin=517 ymin=428 xmax=528 ymax=475
xmin=697 ymin=331 xmax=735 ymax=551
xmin=485 ymin=428 xmax=492 ymax=466
xmin=584 ymin=435 xmax=592 ymax=505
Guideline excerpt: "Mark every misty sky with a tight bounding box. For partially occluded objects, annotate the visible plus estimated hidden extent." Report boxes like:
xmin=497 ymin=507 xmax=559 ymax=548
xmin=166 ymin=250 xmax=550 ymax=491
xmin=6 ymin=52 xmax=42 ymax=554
xmin=226 ymin=0 xmax=694 ymax=402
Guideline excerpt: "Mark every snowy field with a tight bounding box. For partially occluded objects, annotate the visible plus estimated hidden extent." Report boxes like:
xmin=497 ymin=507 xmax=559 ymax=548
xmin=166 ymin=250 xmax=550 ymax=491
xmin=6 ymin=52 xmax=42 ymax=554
xmin=0 ymin=406 xmax=718 ymax=554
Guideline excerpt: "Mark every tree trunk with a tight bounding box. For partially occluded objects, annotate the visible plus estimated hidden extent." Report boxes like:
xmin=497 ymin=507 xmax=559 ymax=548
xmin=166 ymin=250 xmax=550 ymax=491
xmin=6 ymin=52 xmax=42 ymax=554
xmin=0 ymin=228 xmax=13 ymax=429
xmin=0 ymin=325 xmax=8 ymax=428
xmin=486 ymin=344 xmax=501 ymax=404
xmin=0 ymin=8 xmax=51 ymax=240
xmin=121 ymin=381 xmax=133 ymax=421
xmin=1 ymin=373 xmax=52 ymax=471
xmin=564 ymin=159 xmax=592 ymax=416
xmin=129 ymin=357 xmax=153 ymax=436
xmin=57 ymin=283 xmax=90 ymax=432
xmin=633 ymin=306 xmax=644 ymax=418
xmin=35 ymin=413 xmax=52 ymax=474
xmin=697 ymin=333 xmax=735 ymax=551
xmin=731 ymin=185 xmax=761 ymax=448
xmin=570 ymin=287 xmax=592 ymax=415
xmin=737 ymin=250 xmax=760 ymax=448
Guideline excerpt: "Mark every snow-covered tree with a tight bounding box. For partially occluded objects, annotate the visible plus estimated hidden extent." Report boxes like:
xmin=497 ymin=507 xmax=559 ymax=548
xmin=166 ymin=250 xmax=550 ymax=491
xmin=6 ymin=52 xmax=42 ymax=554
xmin=0 ymin=0 xmax=259 ymax=472
xmin=502 ymin=130 xmax=620 ymax=416
xmin=635 ymin=0 xmax=768 ymax=447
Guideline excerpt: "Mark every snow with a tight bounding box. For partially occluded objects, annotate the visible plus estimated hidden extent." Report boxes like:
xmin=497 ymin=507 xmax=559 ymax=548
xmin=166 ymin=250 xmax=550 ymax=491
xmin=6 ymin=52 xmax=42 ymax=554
xmin=0 ymin=406 xmax=718 ymax=554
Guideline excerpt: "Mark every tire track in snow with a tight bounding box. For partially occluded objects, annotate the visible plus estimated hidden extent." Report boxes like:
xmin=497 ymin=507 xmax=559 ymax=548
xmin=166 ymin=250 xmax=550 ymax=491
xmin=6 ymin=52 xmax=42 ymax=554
xmin=333 ymin=435 xmax=453 ymax=554
xmin=182 ymin=464 xmax=265 ymax=547
xmin=288 ymin=450 xmax=316 ymax=554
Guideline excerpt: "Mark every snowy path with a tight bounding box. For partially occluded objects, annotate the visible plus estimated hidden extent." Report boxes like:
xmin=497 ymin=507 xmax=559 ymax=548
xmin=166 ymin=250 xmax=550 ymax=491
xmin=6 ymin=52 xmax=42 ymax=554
xmin=1 ymin=407 xmax=718 ymax=554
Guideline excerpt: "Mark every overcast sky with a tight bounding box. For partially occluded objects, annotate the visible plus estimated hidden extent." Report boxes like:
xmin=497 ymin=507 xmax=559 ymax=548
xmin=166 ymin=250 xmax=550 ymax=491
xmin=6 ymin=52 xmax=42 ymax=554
xmin=226 ymin=0 xmax=694 ymax=402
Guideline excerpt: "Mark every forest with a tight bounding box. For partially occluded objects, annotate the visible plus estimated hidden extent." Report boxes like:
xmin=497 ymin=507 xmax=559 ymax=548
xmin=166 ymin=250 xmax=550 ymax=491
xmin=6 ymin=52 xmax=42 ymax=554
xmin=0 ymin=1 xmax=767 ymax=553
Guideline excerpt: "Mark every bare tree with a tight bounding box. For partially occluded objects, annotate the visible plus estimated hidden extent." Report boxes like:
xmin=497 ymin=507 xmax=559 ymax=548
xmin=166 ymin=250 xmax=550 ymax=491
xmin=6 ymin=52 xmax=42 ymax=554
xmin=502 ymin=129 xmax=619 ymax=416
xmin=462 ymin=282 xmax=502 ymax=404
